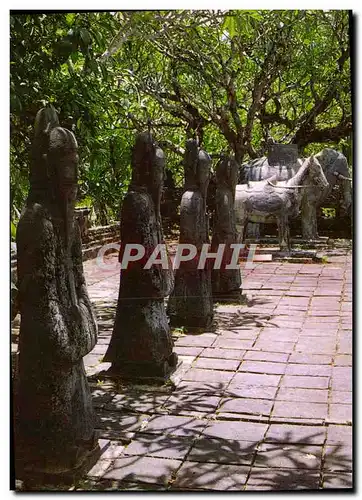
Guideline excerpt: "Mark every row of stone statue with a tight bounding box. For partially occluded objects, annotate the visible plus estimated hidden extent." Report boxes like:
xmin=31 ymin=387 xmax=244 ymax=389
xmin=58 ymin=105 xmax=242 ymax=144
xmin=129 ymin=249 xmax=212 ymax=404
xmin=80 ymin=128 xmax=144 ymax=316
xmin=14 ymin=107 xmax=240 ymax=477
xmin=14 ymin=106 xmax=351 ymax=477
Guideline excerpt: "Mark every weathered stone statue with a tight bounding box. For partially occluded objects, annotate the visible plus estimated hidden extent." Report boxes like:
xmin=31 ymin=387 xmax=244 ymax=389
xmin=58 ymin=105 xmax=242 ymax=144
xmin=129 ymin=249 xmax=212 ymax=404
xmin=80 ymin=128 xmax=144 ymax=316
xmin=104 ymin=132 xmax=177 ymax=379
xmin=15 ymin=107 xmax=99 ymax=475
xmin=235 ymin=156 xmax=329 ymax=251
xmin=211 ymin=156 xmax=242 ymax=301
xmin=167 ymin=139 xmax=213 ymax=329
xmin=239 ymin=144 xmax=351 ymax=240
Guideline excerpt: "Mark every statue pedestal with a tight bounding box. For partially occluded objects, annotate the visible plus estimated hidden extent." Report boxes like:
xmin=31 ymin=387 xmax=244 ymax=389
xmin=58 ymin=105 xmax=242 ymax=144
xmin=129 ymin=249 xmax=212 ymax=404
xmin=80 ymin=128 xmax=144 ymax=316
xmin=14 ymin=438 xmax=110 ymax=488
xmin=105 ymin=352 xmax=179 ymax=384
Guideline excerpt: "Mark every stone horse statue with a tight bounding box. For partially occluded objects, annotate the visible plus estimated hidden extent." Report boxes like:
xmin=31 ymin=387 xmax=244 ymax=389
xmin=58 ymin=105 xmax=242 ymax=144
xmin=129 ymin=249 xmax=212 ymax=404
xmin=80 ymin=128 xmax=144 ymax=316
xmin=235 ymin=156 xmax=329 ymax=250
xmin=239 ymin=147 xmax=352 ymax=240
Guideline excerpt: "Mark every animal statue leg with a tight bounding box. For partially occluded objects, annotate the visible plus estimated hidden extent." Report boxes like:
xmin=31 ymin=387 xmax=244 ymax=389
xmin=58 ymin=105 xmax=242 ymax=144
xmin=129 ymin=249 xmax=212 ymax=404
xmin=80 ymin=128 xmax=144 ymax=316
xmin=301 ymin=200 xmax=318 ymax=240
xmin=277 ymin=214 xmax=289 ymax=251
xmin=246 ymin=223 xmax=260 ymax=240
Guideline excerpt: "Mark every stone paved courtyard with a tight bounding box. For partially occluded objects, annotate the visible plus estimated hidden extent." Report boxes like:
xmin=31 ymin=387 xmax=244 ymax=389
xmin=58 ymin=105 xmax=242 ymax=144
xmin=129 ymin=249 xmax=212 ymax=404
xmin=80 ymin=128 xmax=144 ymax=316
xmin=13 ymin=245 xmax=353 ymax=491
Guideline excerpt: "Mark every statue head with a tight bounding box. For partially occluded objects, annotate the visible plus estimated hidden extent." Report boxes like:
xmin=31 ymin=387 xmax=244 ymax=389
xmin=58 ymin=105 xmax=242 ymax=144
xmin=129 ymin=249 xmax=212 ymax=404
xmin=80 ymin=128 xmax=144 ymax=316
xmin=48 ymin=127 xmax=79 ymax=205
xmin=131 ymin=131 xmax=155 ymax=188
xmin=30 ymin=106 xmax=60 ymax=190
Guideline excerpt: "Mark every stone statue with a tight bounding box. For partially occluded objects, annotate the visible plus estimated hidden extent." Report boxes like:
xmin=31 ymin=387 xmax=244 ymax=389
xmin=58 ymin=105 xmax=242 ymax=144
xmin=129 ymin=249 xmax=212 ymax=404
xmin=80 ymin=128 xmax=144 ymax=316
xmin=211 ymin=156 xmax=242 ymax=301
xmin=235 ymin=156 xmax=329 ymax=251
xmin=15 ymin=107 xmax=99 ymax=474
xmin=239 ymin=144 xmax=351 ymax=240
xmin=167 ymin=139 xmax=213 ymax=329
xmin=301 ymin=148 xmax=352 ymax=239
xmin=104 ymin=132 xmax=177 ymax=379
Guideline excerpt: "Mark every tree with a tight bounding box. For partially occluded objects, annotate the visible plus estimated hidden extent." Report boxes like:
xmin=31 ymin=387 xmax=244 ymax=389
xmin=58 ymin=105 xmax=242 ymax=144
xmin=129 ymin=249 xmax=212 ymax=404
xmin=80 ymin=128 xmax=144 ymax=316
xmin=10 ymin=12 xmax=132 ymax=224
xmin=10 ymin=10 xmax=352 ymax=225
xmin=103 ymin=10 xmax=352 ymax=163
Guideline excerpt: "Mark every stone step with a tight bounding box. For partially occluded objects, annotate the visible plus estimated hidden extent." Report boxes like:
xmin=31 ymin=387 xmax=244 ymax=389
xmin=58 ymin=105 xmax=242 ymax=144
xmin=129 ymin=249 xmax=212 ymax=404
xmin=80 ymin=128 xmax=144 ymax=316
xmin=82 ymin=235 xmax=120 ymax=251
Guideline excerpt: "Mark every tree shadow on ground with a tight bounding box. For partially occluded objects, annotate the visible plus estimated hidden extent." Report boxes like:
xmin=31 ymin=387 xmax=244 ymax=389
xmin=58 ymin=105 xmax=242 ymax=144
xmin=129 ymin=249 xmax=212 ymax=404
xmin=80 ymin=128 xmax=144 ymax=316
xmin=85 ymin=405 xmax=353 ymax=491
xmin=92 ymin=299 xmax=117 ymax=338
xmin=82 ymin=381 xmax=353 ymax=491
xmin=213 ymin=308 xmax=278 ymax=330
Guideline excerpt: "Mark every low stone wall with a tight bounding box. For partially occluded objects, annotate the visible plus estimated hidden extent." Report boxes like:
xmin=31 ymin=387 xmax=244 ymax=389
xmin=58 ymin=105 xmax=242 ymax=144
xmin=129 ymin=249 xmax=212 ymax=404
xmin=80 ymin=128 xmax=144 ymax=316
xmin=11 ymin=222 xmax=120 ymax=283
xmin=81 ymin=223 xmax=120 ymax=261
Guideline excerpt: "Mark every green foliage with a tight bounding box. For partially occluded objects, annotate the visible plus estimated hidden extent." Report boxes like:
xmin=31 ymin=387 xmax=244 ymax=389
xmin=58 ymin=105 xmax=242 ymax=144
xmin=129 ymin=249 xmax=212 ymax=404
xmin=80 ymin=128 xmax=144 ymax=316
xmin=10 ymin=12 xmax=133 ymax=224
xmin=321 ymin=207 xmax=336 ymax=218
xmin=11 ymin=221 xmax=17 ymax=241
xmin=10 ymin=10 xmax=352 ymax=224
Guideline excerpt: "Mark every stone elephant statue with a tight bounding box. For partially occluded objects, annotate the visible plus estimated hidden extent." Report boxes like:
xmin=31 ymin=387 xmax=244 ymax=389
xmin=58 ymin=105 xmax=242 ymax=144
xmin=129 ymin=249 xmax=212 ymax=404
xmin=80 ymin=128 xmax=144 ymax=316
xmin=239 ymin=148 xmax=352 ymax=240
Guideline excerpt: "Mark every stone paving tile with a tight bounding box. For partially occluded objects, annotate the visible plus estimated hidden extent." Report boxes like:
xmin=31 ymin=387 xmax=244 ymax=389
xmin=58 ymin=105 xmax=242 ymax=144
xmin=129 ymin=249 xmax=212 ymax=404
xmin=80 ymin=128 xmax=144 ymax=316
xmin=337 ymin=339 xmax=352 ymax=354
xmin=285 ymin=363 xmax=332 ymax=377
xmin=322 ymin=473 xmax=353 ymax=489
xmin=174 ymin=380 xmax=229 ymax=396
xmin=90 ymin=385 xmax=116 ymax=408
xmin=192 ymin=357 xmax=240 ymax=371
xmin=265 ymin=424 xmax=326 ymax=445
xmin=95 ymin=410 xmax=146 ymax=438
xmin=123 ymin=434 xmax=194 ymax=460
xmin=328 ymin=404 xmax=352 ymax=423
xmin=238 ymin=360 xmax=287 ymax=375
xmin=299 ymin=328 xmax=338 ymax=337
xmin=288 ymin=353 xmax=333 ymax=365
xmin=254 ymin=443 xmax=322 ymax=469
xmin=225 ymin=385 xmax=279 ymax=400
xmin=272 ymin=401 xmax=328 ymax=420
xmin=175 ymin=335 xmax=217 ymax=348
xmin=252 ymin=340 xmax=295 ymax=353
xmin=231 ymin=372 xmax=281 ymax=387
xmin=323 ymin=445 xmax=352 ymax=472
xmin=330 ymin=391 xmax=352 ymax=404
xmin=84 ymin=353 xmax=104 ymax=367
xmin=98 ymin=440 xmax=126 ymax=461
xmin=201 ymin=347 xmax=246 ymax=360
xmin=87 ymin=459 xmax=114 ymax=479
xmin=187 ymin=438 xmax=257 ymax=465
xmin=326 ymin=425 xmax=352 ymax=445
xmin=273 ymin=309 xmax=306 ymax=316
xmin=171 ymin=461 xmax=249 ymax=490
xmin=103 ymin=456 xmax=182 ymax=485
xmin=257 ymin=289 xmax=284 ymax=296
xmin=140 ymin=415 xmax=207 ymax=437
xmin=182 ymin=368 xmax=234 ymax=385
xmin=308 ymin=311 xmax=340 ymax=317
xmin=202 ymin=420 xmax=268 ymax=442
xmin=285 ymin=290 xmax=313 ymax=297
xmin=295 ymin=337 xmax=336 ymax=354
xmin=271 ymin=319 xmax=305 ymax=329
xmin=162 ymin=393 xmax=221 ymax=415
xmin=219 ymin=328 xmax=260 ymax=340
xmin=257 ymin=330 xmax=300 ymax=342
xmin=243 ymin=351 xmax=289 ymax=363
xmin=173 ymin=346 xmax=204 ymax=357
xmin=212 ymin=338 xmax=255 ymax=350
xmin=217 ymin=413 xmax=270 ymax=424
xmin=276 ymin=387 xmax=328 ymax=403
xmin=246 ymin=468 xmax=320 ymax=490
xmin=331 ymin=375 xmax=352 ymax=392
xmin=218 ymin=397 xmax=274 ymax=416
xmin=105 ymin=392 xmax=169 ymax=414
xmin=280 ymin=375 xmax=330 ymax=389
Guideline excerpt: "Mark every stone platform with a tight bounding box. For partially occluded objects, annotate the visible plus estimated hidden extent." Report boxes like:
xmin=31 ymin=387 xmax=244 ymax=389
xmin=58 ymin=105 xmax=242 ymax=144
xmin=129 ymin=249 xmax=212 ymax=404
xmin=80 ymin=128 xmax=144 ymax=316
xmin=12 ymin=243 xmax=352 ymax=491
